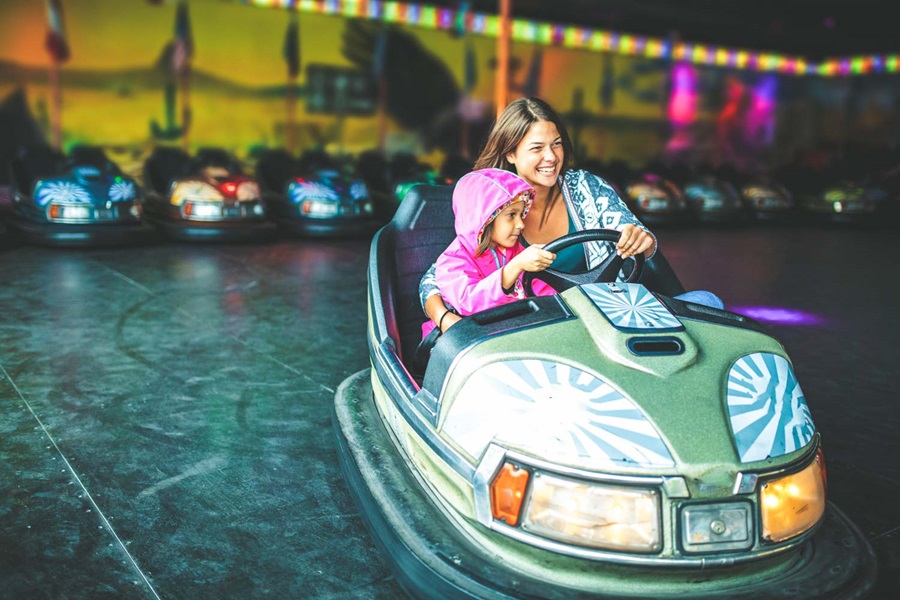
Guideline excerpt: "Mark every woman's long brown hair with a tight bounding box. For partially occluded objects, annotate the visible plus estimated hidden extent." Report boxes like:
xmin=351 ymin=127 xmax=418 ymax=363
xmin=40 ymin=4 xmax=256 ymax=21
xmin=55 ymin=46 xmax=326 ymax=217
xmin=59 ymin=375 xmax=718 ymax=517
xmin=473 ymin=98 xmax=574 ymax=227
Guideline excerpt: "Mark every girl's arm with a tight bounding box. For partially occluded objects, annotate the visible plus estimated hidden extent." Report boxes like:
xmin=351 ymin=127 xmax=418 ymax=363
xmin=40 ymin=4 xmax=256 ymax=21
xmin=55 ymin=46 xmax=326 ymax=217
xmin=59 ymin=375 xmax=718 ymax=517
xmin=436 ymin=254 xmax=517 ymax=316
xmin=501 ymin=245 xmax=555 ymax=291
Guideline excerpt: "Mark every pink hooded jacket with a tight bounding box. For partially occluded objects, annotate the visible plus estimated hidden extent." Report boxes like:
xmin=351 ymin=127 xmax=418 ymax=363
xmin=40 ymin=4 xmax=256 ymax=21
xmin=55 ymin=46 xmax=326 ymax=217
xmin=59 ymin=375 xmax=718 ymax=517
xmin=423 ymin=169 xmax=554 ymax=338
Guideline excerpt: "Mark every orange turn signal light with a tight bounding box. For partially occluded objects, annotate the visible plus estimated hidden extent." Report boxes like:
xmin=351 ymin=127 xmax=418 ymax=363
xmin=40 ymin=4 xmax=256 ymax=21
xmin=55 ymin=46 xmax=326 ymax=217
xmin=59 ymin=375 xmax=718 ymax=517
xmin=490 ymin=463 xmax=530 ymax=526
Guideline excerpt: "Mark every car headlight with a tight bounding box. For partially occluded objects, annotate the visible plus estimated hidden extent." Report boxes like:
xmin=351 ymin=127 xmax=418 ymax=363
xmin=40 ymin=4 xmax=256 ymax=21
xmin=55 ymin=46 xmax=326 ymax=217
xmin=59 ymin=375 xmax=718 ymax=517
xmin=183 ymin=202 xmax=222 ymax=219
xmin=47 ymin=203 xmax=92 ymax=221
xmin=519 ymin=471 xmax=661 ymax=552
xmin=237 ymin=181 xmax=260 ymax=201
xmin=301 ymin=199 xmax=339 ymax=217
xmin=760 ymin=449 xmax=826 ymax=543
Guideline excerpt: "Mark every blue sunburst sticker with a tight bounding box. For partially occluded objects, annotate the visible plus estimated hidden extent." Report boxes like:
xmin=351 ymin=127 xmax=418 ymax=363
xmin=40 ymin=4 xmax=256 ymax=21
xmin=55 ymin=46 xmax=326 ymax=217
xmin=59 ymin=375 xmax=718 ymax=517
xmin=442 ymin=359 xmax=674 ymax=468
xmin=35 ymin=181 xmax=92 ymax=207
xmin=726 ymin=353 xmax=815 ymax=463
xmin=582 ymin=283 xmax=683 ymax=332
xmin=288 ymin=181 xmax=339 ymax=204
xmin=109 ymin=181 xmax=136 ymax=201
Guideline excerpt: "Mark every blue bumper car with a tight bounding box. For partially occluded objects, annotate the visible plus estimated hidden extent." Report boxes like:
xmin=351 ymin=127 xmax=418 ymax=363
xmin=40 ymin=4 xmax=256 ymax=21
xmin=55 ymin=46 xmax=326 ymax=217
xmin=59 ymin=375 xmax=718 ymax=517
xmin=9 ymin=145 xmax=155 ymax=247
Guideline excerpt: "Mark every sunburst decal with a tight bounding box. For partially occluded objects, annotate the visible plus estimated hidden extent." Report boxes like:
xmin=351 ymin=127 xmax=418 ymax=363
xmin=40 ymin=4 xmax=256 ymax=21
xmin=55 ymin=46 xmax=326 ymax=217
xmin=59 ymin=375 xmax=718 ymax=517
xmin=583 ymin=283 xmax=682 ymax=331
xmin=109 ymin=181 xmax=135 ymax=201
xmin=288 ymin=181 xmax=339 ymax=203
xmin=726 ymin=353 xmax=815 ymax=463
xmin=350 ymin=180 xmax=368 ymax=200
xmin=442 ymin=359 xmax=674 ymax=468
xmin=36 ymin=181 xmax=92 ymax=206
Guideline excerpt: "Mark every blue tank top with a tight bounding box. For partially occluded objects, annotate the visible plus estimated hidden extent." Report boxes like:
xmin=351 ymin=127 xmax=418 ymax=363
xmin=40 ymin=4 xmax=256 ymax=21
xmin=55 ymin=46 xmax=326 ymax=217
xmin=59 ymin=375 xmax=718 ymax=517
xmin=521 ymin=211 xmax=587 ymax=273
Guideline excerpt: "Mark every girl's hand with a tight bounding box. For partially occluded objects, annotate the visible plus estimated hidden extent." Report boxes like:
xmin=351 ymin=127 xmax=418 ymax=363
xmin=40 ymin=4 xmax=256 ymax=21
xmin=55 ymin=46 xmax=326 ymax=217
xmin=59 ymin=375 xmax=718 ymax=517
xmin=617 ymin=225 xmax=656 ymax=259
xmin=513 ymin=244 xmax=556 ymax=272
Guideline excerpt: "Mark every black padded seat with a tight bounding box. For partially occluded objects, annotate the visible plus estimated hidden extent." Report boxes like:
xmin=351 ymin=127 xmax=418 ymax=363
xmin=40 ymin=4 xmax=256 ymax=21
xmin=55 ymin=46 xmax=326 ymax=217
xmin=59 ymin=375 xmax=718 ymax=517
xmin=143 ymin=147 xmax=191 ymax=194
xmin=376 ymin=185 xmax=455 ymax=367
xmin=12 ymin=145 xmax=63 ymax=193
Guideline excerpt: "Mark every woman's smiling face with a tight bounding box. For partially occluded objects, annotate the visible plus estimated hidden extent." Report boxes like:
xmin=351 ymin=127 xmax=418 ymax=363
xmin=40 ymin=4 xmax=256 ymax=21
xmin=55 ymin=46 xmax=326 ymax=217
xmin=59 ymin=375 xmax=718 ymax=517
xmin=505 ymin=120 xmax=564 ymax=194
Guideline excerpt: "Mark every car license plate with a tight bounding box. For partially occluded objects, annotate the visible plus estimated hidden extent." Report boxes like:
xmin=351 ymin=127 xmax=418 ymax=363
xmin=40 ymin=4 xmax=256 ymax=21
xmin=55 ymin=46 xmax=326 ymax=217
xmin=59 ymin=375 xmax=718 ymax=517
xmin=94 ymin=207 xmax=117 ymax=220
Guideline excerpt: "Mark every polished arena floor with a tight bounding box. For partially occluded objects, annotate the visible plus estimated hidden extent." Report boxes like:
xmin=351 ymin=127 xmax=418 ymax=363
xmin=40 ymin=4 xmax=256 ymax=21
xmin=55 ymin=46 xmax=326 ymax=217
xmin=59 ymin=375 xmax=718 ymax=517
xmin=1 ymin=223 xmax=898 ymax=599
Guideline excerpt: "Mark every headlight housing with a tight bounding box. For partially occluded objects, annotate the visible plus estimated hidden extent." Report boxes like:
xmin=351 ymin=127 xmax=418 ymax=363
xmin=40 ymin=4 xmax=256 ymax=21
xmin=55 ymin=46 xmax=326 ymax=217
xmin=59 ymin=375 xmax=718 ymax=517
xmin=760 ymin=449 xmax=826 ymax=542
xmin=47 ymin=203 xmax=92 ymax=222
xmin=491 ymin=464 xmax=662 ymax=553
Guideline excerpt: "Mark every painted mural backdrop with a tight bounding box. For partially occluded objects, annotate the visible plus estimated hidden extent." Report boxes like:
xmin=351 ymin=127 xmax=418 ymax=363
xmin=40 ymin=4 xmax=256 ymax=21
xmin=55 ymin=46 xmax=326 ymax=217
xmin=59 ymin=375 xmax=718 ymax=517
xmin=2 ymin=0 xmax=899 ymax=176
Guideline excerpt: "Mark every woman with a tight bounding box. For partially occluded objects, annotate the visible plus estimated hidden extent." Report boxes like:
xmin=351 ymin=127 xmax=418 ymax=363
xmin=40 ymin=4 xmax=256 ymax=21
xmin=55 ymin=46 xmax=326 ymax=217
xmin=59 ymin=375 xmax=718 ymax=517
xmin=421 ymin=97 xmax=720 ymax=332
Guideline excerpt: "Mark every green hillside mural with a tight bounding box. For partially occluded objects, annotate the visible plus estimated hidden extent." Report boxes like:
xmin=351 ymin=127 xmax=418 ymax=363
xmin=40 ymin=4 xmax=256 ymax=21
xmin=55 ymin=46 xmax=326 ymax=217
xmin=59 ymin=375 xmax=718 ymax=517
xmin=2 ymin=0 xmax=899 ymax=174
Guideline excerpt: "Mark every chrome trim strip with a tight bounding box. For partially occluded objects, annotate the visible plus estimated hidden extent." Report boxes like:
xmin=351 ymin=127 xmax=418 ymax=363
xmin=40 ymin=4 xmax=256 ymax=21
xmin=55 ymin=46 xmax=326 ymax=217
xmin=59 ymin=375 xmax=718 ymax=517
xmin=733 ymin=472 xmax=759 ymax=495
xmin=473 ymin=444 xmax=507 ymax=526
xmin=490 ymin=519 xmax=805 ymax=567
xmin=504 ymin=449 xmax=666 ymax=486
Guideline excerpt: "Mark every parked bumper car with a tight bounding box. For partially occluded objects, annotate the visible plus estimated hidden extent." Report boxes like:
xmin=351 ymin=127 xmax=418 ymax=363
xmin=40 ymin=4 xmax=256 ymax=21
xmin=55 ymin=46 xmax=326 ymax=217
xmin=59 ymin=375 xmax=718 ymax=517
xmin=334 ymin=185 xmax=877 ymax=599
xmin=797 ymin=182 xmax=876 ymax=224
xmin=683 ymin=175 xmax=748 ymax=224
xmin=9 ymin=145 xmax=155 ymax=247
xmin=623 ymin=172 xmax=694 ymax=227
xmin=390 ymin=152 xmax=452 ymax=204
xmin=142 ymin=147 xmax=275 ymax=242
xmin=740 ymin=177 xmax=796 ymax=222
xmin=256 ymin=149 xmax=379 ymax=237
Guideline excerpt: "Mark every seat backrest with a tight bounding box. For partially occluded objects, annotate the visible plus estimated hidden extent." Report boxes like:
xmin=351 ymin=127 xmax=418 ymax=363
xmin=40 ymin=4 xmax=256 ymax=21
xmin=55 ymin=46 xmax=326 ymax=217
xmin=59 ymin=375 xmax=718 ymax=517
xmin=12 ymin=144 xmax=63 ymax=192
xmin=382 ymin=184 xmax=455 ymax=365
xmin=144 ymin=146 xmax=191 ymax=194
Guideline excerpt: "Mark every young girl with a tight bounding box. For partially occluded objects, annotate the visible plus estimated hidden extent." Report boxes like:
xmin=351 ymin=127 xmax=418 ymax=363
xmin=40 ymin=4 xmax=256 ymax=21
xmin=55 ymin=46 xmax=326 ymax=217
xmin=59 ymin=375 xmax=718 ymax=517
xmin=422 ymin=168 xmax=557 ymax=338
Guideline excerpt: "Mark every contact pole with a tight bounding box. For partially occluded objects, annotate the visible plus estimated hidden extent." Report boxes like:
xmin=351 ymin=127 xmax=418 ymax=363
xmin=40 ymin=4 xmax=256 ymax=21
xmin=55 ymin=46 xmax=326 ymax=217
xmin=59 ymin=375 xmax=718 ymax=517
xmin=495 ymin=0 xmax=511 ymax=119
xmin=49 ymin=61 xmax=62 ymax=149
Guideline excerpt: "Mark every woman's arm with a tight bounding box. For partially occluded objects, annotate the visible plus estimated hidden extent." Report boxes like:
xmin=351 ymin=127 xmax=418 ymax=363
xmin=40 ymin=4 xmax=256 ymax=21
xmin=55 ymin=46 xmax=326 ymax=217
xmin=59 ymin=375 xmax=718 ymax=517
xmin=567 ymin=170 xmax=657 ymax=259
xmin=419 ymin=263 xmax=461 ymax=332
xmin=424 ymin=294 xmax=461 ymax=332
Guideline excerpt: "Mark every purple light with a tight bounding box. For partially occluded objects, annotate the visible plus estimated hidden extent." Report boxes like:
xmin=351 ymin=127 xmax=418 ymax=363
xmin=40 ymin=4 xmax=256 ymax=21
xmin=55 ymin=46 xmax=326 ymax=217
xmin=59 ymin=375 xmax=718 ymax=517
xmin=729 ymin=306 xmax=825 ymax=326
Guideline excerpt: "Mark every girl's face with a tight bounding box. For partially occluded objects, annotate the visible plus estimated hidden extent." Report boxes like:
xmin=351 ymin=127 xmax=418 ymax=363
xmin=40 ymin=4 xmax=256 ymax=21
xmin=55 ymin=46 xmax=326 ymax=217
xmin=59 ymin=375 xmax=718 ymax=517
xmin=490 ymin=200 xmax=527 ymax=249
xmin=505 ymin=120 xmax=564 ymax=194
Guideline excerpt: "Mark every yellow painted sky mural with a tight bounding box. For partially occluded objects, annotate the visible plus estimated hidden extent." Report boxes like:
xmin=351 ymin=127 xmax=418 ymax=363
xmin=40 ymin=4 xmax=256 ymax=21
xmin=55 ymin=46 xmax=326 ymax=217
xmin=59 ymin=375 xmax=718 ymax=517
xmin=0 ymin=0 xmax=673 ymax=160
xmin=6 ymin=0 xmax=868 ymax=170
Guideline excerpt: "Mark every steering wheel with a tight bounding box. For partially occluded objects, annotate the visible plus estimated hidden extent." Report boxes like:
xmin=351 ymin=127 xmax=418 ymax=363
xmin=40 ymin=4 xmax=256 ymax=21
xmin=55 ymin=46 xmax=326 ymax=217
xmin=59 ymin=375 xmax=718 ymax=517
xmin=522 ymin=229 xmax=645 ymax=296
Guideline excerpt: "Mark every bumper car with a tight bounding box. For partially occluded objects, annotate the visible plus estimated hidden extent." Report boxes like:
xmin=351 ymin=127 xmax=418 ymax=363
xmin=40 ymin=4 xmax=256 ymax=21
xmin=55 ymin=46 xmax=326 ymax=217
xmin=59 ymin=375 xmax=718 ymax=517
xmin=683 ymin=174 xmax=748 ymax=225
xmin=8 ymin=145 xmax=155 ymax=247
xmin=142 ymin=147 xmax=275 ymax=242
xmin=390 ymin=152 xmax=453 ymax=204
xmin=796 ymin=182 xmax=876 ymax=224
xmin=739 ymin=176 xmax=796 ymax=222
xmin=256 ymin=149 xmax=379 ymax=237
xmin=623 ymin=172 xmax=694 ymax=227
xmin=334 ymin=185 xmax=877 ymax=599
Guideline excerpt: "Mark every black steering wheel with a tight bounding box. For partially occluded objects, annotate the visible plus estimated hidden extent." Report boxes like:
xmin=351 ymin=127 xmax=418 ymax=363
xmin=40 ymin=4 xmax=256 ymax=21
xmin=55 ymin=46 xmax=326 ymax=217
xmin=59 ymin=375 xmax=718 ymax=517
xmin=522 ymin=229 xmax=645 ymax=296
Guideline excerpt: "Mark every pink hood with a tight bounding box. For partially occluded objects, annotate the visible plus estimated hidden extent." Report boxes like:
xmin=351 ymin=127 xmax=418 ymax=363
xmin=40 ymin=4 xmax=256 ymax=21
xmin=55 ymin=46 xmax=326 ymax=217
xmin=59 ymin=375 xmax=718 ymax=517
xmin=451 ymin=169 xmax=534 ymax=255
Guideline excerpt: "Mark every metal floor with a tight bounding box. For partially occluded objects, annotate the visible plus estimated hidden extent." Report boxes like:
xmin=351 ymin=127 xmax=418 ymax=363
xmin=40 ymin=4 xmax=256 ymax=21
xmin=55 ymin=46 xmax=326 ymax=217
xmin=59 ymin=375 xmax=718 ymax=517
xmin=1 ymin=224 xmax=898 ymax=599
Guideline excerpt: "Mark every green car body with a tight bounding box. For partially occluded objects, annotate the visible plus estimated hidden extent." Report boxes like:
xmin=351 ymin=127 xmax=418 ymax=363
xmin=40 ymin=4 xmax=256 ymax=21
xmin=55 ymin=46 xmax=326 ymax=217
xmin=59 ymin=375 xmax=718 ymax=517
xmin=335 ymin=185 xmax=877 ymax=599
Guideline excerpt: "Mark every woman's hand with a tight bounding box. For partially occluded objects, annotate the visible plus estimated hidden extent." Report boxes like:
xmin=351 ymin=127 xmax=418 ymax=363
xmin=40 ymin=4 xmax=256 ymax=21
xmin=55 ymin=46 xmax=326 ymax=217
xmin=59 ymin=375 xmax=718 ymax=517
xmin=424 ymin=293 xmax=462 ymax=332
xmin=617 ymin=225 xmax=656 ymax=259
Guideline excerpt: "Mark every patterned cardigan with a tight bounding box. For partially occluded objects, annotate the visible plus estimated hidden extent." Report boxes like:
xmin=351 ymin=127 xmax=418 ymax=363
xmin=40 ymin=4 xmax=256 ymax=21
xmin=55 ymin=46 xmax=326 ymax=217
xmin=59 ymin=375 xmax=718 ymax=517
xmin=419 ymin=169 xmax=656 ymax=310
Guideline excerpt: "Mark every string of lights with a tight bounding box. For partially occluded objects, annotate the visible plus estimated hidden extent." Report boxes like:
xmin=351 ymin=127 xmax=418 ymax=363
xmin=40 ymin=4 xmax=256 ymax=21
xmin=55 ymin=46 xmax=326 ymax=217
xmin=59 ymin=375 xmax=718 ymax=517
xmin=238 ymin=0 xmax=899 ymax=77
